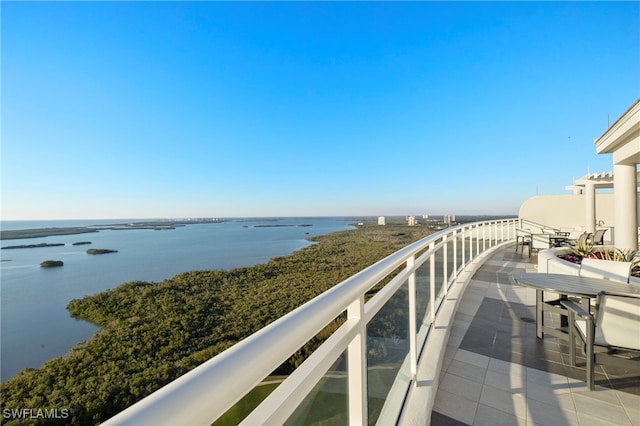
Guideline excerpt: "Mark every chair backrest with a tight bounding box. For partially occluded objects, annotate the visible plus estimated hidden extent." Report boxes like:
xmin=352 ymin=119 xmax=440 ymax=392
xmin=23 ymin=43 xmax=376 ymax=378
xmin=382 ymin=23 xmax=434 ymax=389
xmin=576 ymin=232 xmax=591 ymax=245
xmin=567 ymin=230 xmax=583 ymax=240
xmin=595 ymin=292 xmax=640 ymax=350
xmin=579 ymin=258 xmax=632 ymax=284
xmin=516 ymin=228 xmax=531 ymax=238
xmin=592 ymin=229 xmax=607 ymax=245
xmin=532 ymin=234 xmax=550 ymax=249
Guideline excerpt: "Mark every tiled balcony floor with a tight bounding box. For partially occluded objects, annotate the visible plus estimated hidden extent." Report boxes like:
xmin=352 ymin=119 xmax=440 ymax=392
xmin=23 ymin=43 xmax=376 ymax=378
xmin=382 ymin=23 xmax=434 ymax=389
xmin=431 ymin=245 xmax=640 ymax=426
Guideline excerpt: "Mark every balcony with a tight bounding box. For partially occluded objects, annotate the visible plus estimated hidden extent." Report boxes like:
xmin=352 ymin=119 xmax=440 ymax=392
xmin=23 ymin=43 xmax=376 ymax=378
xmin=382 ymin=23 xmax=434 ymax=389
xmin=102 ymin=97 xmax=639 ymax=424
xmin=103 ymin=219 xmax=639 ymax=425
xmin=429 ymin=243 xmax=639 ymax=425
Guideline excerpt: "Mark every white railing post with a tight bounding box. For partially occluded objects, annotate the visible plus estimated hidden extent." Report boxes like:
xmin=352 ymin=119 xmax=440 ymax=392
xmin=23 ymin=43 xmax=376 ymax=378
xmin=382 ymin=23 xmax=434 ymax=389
xmin=461 ymin=227 xmax=466 ymax=267
xmin=442 ymin=235 xmax=448 ymax=295
xmin=407 ymin=256 xmax=417 ymax=379
xmin=347 ymin=296 xmax=367 ymax=425
xmin=429 ymin=242 xmax=435 ymax=321
xmin=453 ymin=230 xmax=458 ymax=280
xmin=469 ymin=225 xmax=473 ymax=262
xmin=476 ymin=225 xmax=480 ymax=255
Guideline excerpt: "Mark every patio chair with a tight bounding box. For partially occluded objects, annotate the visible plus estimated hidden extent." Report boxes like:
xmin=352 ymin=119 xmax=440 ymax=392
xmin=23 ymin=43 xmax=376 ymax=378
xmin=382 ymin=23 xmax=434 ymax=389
xmin=562 ymin=292 xmax=640 ymax=390
xmin=515 ymin=228 xmax=532 ymax=254
xmin=530 ymin=233 xmax=551 ymax=257
xmin=579 ymin=258 xmax=632 ymax=284
xmin=589 ymin=229 xmax=607 ymax=245
xmin=569 ymin=232 xmax=591 ymax=247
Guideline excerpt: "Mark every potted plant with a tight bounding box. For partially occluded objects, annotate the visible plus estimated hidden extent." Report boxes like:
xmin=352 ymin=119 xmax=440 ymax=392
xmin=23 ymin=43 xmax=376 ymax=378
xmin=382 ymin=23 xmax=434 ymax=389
xmin=557 ymin=240 xmax=640 ymax=278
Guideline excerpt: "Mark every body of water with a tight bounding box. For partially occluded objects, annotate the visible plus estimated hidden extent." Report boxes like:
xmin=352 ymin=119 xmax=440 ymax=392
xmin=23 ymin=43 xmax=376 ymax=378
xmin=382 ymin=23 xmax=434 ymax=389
xmin=0 ymin=217 xmax=355 ymax=381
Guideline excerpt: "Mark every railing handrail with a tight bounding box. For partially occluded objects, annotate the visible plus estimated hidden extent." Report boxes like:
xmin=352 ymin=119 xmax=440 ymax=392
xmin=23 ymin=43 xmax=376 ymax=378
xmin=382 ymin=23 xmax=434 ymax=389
xmin=104 ymin=218 xmax=518 ymax=425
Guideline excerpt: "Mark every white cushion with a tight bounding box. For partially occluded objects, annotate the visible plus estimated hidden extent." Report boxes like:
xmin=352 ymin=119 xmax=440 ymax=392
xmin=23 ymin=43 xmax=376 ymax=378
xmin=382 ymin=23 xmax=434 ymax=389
xmin=576 ymin=295 xmax=640 ymax=350
xmin=579 ymin=258 xmax=632 ymax=284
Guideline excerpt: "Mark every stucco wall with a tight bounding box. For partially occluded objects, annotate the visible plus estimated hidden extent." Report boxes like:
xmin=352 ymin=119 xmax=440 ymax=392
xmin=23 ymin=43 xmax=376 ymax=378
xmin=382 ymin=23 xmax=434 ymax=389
xmin=518 ymin=193 xmax=618 ymax=229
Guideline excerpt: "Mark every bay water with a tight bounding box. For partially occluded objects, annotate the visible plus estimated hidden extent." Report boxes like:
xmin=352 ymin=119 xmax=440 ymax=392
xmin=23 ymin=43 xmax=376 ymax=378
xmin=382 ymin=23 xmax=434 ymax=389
xmin=0 ymin=217 xmax=355 ymax=381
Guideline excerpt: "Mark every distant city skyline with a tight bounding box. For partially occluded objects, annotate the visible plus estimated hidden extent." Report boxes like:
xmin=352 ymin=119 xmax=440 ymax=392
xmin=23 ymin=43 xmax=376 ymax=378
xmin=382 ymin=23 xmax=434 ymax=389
xmin=2 ymin=2 xmax=637 ymax=220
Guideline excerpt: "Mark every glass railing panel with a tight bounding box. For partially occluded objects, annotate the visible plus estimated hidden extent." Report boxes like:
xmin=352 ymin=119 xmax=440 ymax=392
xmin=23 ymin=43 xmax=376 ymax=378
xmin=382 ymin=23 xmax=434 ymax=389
xmin=284 ymin=352 xmax=348 ymax=425
xmin=446 ymin=237 xmax=455 ymax=289
xmin=415 ymin=261 xmax=430 ymax=330
xmin=459 ymin=231 xmax=470 ymax=268
xmin=366 ymin=280 xmax=409 ymax=425
xmin=432 ymin=248 xmax=446 ymax=312
xmin=466 ymin=235 xmax=474 ymax=263
xmin=414 ymin=261 xmax=431 ymax=352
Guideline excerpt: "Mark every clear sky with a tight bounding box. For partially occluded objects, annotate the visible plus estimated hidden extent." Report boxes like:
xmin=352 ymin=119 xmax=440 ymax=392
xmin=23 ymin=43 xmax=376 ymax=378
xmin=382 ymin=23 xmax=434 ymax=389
xmin=2 ymin=1 xmax=638 ymax=220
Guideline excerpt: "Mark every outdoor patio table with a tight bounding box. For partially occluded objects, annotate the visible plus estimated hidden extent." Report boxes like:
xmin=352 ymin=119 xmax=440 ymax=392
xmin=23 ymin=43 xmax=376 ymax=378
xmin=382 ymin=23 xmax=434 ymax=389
xmin=511 ymin=273 xmax=640 ymax=340
xmin=548 ymin=235 xmax=569 ymax=247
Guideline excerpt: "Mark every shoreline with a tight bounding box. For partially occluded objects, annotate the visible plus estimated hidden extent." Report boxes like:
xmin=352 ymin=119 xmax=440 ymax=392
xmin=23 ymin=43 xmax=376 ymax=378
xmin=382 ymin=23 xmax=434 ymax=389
xmin=0 ymin=218 xmax=357 ymax=383
xmin=0 ymin=219 xmax=226 ymax=240
xmin=0 ymin=223 xmax=432 ymax=424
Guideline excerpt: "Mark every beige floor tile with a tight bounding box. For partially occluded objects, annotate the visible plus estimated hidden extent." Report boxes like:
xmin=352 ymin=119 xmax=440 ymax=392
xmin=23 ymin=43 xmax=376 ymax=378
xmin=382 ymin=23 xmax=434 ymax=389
xmin=572 ymin=393 xmax=632 ymax=426
xmin=479 ymin=384 xmax=527 ymax=419
xmin=440 ymin=372 xmax=484 ymax=402
xmin=488 ymin=358 xmax=526 ymax=377
xmin=526 ymin=380 xmax=572 ymax=407
xmin=525 ymin=393 xmax=577 ymax=419
xmin=526 ymin=368 xmax=570 ymax=387
xmin=447 ymin=334 xmax=463 ymax=349
xmin=484 ymin=369 xmax=525 ymax=394
xmin=526 ymin=407 xmax=580 ymax=426
xmin=446 ymin=359 xmax=488 ymax=384
xmin=450 ymin=323 xmax=470 ymax=338
xmin=616 ymin=391 xmax=640 ymax=426
xmin=473 ymin=404 xmax=525 ymax=426
xmin=454 ymin=349 xmax=490 ymax=369
xmin=571 ymin=387 xmax=624 ymax=406
xmin=433 ymin=388 xmax=478 ymax=425
xmin=577 ymin=411 xmax=629 ymax=426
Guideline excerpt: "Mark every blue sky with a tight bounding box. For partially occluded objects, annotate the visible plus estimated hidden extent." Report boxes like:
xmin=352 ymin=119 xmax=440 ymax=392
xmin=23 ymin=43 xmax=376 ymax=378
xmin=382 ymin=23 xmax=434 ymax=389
xmin=2 ymin=1 xmax=638 ymax=220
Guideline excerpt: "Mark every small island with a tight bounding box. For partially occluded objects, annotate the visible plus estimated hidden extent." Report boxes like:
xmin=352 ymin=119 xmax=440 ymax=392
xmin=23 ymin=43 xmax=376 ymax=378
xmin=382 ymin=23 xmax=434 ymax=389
xmin=72 ymin=241 xmax=92 ymax=246
xmin=40 ymin=260 xmax=64 ymax=268
xmin=86 ymin=249 xmax=118 ymax=255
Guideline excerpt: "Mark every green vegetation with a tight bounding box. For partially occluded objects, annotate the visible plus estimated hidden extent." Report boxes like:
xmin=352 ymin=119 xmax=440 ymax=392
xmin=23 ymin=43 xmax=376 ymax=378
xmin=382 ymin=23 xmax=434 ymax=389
xmin=1 ymin=228 xmax=97 ymax=240
xmin=40 ymin=260 xmax=64 ymax=268
xmin=0 ymin=225 xmax=432 ymax=425
xmin=212 ymin=381 xmax=280 ymax=426
xmin=86 ymin=249 xmax=118 ymax=255
xmin=2 ymin=243 xmax=65 ymax=250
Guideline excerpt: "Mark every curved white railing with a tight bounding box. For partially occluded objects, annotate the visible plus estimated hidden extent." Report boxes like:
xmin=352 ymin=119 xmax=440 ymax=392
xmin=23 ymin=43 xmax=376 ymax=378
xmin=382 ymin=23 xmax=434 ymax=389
xmin=104 ymin=218 xmax=519 ymax=425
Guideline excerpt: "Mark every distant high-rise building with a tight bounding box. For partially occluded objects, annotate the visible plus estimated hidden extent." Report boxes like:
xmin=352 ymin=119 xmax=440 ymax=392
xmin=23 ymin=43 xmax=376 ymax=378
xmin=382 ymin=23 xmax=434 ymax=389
xmin=378 ymin=216 xmax=386 ymax=225
xmin=422 ymin=214 xmax=429 ymax=219
xmin=407 ymin=216 xmax=417 ymax=226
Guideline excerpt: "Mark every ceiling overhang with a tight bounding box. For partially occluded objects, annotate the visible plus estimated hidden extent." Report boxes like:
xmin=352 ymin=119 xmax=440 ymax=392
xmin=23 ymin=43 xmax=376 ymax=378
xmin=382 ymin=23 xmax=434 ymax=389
xmin=594 ymin=99 xmax=640 ymax=166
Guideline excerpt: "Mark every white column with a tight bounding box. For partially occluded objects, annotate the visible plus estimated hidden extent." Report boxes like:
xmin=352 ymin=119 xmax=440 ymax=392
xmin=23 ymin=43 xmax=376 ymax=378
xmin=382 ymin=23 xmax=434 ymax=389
xmin=613 ymin=163 xmax=638 ymax=250
xmin=585 ymin=182 xmax=596 ymax=235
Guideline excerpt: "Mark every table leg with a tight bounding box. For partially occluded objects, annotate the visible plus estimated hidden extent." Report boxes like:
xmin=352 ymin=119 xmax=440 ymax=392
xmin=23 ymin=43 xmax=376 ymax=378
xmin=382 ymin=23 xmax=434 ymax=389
xmin=536 ymin=289 xmax=543 ymax=339
xmin=559 ymin=295 xmax=568 ymax=327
